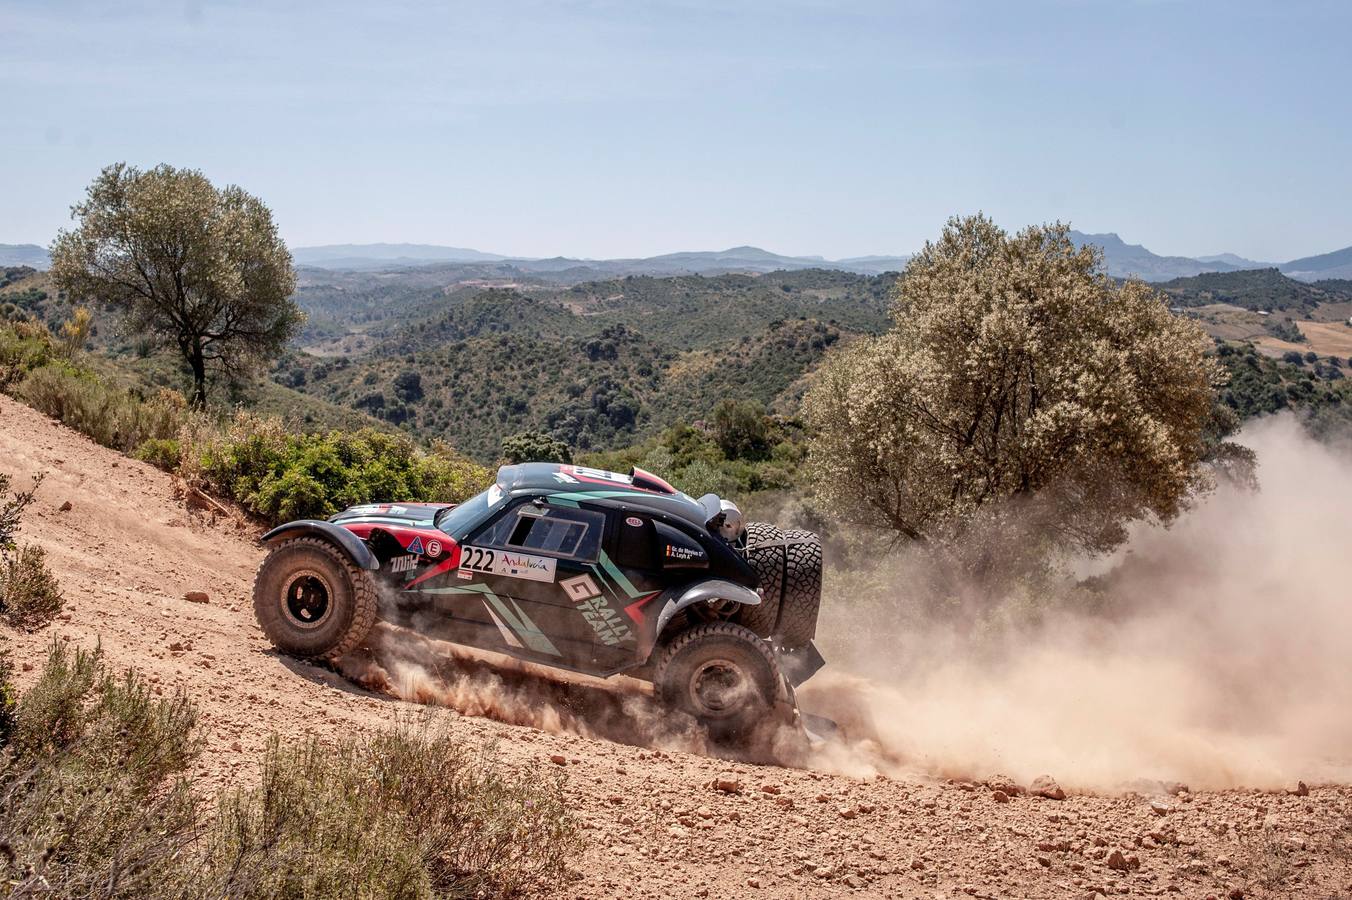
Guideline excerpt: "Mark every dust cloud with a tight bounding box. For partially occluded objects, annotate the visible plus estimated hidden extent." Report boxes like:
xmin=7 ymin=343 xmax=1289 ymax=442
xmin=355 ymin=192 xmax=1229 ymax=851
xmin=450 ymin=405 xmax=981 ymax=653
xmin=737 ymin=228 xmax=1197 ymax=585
xmin=338 ymin=415 xmax=1350 ymax=790
xmin=337 ymin=619 xmax=717 ymax=756
xmin=803 ymin=415 xmax=1352 ymax=792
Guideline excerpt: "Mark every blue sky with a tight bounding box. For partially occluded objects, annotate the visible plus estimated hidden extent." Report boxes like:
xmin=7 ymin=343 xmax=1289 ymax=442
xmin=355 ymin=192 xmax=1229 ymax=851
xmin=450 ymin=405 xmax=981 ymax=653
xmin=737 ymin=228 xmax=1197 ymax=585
xmin=2 ymin=0 xmax=1349 ymax=260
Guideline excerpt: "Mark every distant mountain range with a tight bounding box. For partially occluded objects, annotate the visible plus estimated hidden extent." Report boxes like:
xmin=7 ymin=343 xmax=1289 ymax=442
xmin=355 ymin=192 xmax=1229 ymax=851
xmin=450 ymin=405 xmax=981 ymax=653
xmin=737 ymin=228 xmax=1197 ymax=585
xmin=1066 ymin=232 xmax=1352 ymax=282
xmin=0 ymin=244 xmax=50 ymax=268
xmin=291 ymin=237 xmax=1352 ymax=282
xmin=8 ymin=235 xmax=1351 ymax=282
xmin=290 ymin=243 xmax=507 ymax=269
xmin=290 ymin=244 xmax=913 ymax=277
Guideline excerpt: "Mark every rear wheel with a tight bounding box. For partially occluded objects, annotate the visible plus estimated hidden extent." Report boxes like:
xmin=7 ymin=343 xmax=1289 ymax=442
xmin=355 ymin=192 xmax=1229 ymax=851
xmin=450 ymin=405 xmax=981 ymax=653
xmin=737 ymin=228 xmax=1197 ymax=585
xmin=654 ymin=621 xmax=788 ymax=743
xmin=253 ymin=536 xmax=378 ymax=660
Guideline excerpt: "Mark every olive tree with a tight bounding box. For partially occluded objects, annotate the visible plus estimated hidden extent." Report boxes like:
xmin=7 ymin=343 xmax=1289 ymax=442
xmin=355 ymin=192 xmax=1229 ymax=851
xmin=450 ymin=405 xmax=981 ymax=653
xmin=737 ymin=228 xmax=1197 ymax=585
xmin=51 ymin=163 xmax=301 ymax=407
xmin=804 ymin=215 xmax=1236 ymax=565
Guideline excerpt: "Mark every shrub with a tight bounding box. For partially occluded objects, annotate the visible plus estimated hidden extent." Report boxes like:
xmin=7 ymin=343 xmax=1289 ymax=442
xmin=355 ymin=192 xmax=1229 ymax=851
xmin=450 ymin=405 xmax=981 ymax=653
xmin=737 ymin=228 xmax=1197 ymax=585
xmin=185 ymin=412 xmax=492 ymax=525
xmin=134 ymin=437 xmax=183 ymax=471
xmin=1 ymin=645 xmax=583 ymax=899
xmin=0 ymin=642 xmax=203 ymax=897
xmin=0 ymin=649 xmax=15 ymax=745
xmin=57 ymin=306 xmax=93 ymax=359
xmin=0 ymin=321 xmax=56 ymax=392
xmin=711 ymin=399 xmax=771 ymax=461
xmin=393 ymin=369 xmax=424 ymax=402
xmin=0 ymin=472 xmax=37 ymax=551
xmin=17 ymin=365 xmax=186 ymax=453
xmin=199 ymin=725 xmax=582 ymax=898
xmin=0 ymin=544 xmax=64 ymax=629
xmin=0 ymin=473 xmax=62 ymax=629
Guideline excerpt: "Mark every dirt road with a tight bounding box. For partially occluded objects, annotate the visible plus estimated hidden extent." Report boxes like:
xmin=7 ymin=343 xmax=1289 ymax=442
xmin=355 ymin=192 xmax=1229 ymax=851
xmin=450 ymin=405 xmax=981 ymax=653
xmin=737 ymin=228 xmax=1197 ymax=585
xmin=2 ymin=393 xmax=1349 ymax=899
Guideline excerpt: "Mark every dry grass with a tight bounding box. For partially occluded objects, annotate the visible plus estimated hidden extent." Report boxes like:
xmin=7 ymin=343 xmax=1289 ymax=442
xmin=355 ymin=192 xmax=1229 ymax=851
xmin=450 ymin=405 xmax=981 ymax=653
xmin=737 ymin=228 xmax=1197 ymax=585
xmin=0 ymin=642 xmax=583 ymax=899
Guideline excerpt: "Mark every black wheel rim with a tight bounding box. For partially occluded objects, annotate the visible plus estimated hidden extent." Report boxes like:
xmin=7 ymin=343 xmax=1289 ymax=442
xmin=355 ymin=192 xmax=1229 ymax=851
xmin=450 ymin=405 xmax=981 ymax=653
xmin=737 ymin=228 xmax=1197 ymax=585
xmin=282 ymin=571 xmax=332 ymax=628
xmin=689 ymin=658 xmax=745 ymax=717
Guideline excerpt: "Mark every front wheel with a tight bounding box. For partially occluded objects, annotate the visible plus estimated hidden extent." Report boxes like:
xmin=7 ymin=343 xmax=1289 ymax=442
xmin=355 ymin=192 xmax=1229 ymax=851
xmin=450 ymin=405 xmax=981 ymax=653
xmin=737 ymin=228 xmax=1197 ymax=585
xmin=653 ymin=621 xmax=788 ymax=743
xmin=252 ymin=536 xmax=378 ymax=660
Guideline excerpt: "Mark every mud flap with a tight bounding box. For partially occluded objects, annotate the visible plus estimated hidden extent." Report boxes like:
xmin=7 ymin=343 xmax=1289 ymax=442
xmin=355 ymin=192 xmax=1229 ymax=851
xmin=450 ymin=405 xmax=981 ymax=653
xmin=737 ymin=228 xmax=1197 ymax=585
xmin=776 ymin=640 xmax=824 ymax=687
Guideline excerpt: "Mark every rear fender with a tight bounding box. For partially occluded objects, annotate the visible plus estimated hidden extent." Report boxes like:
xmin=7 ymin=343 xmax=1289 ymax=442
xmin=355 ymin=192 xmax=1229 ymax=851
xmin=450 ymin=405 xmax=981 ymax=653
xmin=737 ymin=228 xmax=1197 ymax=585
xmin=260 ymin=520 xmax=379 ymax=571
xmin=652 ymin=579 xmax=760 ymax=640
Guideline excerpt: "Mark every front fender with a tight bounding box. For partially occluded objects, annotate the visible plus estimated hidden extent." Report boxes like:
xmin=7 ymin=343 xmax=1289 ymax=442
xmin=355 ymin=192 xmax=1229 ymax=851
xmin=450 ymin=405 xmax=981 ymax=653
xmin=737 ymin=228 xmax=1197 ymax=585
xmin=652 ymin=578 xmax=761 ymax=638
xmin=259 ymin=520 xmax=379 ymax=570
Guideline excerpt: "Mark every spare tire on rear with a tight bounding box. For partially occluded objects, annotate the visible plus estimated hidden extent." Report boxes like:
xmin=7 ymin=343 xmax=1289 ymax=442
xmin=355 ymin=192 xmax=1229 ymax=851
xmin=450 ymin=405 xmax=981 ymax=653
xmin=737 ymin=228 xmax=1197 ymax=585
xmin=735 ymin=523 xmax=822 ymax=650
xmin=777 ymin=529 xmax=823 ymax=649
xmin=734 ymin=521 xmax=783 ymax=638
xmin=253 ymin=536 xmax=378 ymax=660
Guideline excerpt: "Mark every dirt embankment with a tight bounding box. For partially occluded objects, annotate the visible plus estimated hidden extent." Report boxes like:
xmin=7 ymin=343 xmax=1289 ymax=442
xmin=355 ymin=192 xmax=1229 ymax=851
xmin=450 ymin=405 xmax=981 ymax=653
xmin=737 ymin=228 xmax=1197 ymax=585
xmin=2 ymin=393 xmax=1350 ymax=899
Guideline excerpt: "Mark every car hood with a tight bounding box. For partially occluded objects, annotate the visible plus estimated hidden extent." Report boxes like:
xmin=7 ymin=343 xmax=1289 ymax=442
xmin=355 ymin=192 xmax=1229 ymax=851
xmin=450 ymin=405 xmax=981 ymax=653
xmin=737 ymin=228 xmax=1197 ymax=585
xmin=329 ymin=502 xmax=454 ymax=529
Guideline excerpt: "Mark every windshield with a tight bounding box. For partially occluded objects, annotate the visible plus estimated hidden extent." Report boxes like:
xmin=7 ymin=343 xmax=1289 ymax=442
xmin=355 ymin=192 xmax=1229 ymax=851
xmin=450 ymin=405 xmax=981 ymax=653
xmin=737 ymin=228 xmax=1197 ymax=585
xmin=435 ymin=483 xmax=505 ymax=540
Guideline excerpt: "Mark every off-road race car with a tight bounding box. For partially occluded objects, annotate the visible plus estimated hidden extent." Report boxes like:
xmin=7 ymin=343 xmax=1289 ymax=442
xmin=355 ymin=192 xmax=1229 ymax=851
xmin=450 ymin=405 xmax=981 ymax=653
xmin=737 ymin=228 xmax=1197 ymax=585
xmin=252 ymin=463 xmax=824 ymax=742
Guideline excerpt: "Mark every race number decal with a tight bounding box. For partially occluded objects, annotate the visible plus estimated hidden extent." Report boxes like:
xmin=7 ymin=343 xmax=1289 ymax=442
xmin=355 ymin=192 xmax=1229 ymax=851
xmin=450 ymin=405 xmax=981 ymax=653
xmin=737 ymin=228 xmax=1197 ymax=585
xmin=457 ymin=546 xmax=557 ymax=583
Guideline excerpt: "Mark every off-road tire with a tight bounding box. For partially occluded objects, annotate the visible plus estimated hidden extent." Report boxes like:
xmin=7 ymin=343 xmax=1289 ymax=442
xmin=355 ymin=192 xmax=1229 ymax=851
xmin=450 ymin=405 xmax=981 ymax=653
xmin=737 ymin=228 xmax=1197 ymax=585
xmin=253 ymin=536 xmax=378 ymax=660
xmin=654 ymin=621 xmax=788 ymax=743
xmin=735 ymin=522 xmax=783 ymax=638
xmin=777 ymin=529 xmax=822 ymax=649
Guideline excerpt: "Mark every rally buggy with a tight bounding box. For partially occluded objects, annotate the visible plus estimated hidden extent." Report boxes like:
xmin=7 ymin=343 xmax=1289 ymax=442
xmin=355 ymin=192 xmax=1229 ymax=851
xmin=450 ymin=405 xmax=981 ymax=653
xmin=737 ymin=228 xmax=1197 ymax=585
xmin=252 ymin=463 xmax=824 ymax=741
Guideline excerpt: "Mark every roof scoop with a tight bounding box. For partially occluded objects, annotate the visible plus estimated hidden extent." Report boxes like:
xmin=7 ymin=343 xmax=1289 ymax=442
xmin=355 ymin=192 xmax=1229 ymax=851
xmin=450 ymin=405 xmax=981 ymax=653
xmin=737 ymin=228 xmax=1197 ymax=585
xmin=629 ymin=466 xmax=677 ymax=494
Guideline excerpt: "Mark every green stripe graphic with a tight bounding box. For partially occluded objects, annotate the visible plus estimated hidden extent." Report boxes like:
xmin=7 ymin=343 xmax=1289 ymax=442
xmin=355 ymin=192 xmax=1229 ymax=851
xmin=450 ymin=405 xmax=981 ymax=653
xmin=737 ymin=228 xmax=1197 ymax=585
xmin=414 ymin=583 xmax=560 ymax=656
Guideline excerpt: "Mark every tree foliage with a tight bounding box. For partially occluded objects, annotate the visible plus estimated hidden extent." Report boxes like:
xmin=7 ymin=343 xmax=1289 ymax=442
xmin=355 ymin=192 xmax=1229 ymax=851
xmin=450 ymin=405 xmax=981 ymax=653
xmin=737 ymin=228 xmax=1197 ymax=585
xmin=804 ymin=215 xmax=1228 ymax=564
xmin=710 ymin=399 xmax=771 ymax=460
xmin=50 ymin=163 xmax=301 ymax=406
xmin=500 ymin=430 xmax=573 ymax=465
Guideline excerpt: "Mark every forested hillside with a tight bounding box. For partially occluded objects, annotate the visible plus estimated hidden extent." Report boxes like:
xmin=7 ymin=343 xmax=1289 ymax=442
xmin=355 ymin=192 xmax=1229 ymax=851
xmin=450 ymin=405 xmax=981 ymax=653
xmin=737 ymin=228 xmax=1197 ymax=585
xmin=274 ymin=268 xmax=889 ymax=457
xmin=1156 ymin=268 xmax=1351 ymax=311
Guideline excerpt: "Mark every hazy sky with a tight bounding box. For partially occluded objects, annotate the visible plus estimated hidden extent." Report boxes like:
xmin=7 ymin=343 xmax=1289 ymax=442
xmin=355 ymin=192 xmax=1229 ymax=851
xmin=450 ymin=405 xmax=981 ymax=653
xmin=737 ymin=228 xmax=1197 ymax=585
xmin=2 ymin=0 xmax=1349 ymax=260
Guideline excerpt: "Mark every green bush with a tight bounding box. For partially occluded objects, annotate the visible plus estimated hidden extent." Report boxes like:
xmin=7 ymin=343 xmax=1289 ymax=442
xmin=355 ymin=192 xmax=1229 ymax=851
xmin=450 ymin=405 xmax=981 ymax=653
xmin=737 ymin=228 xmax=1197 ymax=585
xmin=0 ymin=320 xmax=57 ymax=392
xmin=134 ymin=437 xmax=183 ymax=471
xmin=186 ymin=412 xmax=493 ymax=525
xmin=711 ymin=399 xmax=771 ymax=460
xmin=0 ymin=543 xmax=63 ymax=629
xmin=16 ymin=364 xmax=187 ymax=453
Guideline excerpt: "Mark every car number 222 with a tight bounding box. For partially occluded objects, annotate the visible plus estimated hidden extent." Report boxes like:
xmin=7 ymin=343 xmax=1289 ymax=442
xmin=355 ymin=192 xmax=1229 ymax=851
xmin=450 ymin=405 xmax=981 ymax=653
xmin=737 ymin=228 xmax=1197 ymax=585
xmin=460 ymin=547 xmax=496 ymax=573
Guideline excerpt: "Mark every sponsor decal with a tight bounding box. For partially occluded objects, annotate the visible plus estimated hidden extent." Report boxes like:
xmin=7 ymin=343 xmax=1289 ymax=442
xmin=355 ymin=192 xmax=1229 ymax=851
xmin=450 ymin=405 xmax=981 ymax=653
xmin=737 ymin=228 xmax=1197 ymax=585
xmin=664 ymin=543 xmax=706 ymax=562
xmin=388 ymin=554 xmax=417 ymax=573
xmin=458 ymin=546 xmax=557 ymax=583
xmin=559 ymin=574 xmax=633 ymax=646
xmin=426 ymin=539 xmax=443 ymax=557
xmin=406 ymin=536 xmax=425 ymax=555
xmin=625 ymin=516 xmax=643 ymax=527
